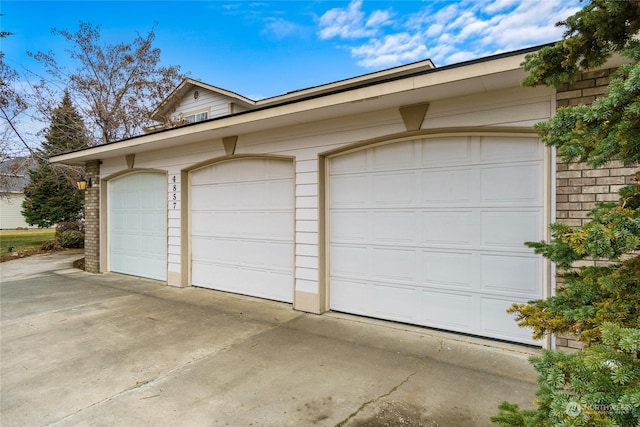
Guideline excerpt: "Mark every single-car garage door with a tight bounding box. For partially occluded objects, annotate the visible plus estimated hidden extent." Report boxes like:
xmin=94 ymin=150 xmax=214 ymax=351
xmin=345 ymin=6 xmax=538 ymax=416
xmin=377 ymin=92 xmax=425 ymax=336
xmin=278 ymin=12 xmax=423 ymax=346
xmin=190 ymin=158 xmax=294 ymax=303
xmin=109 ymin=172 xmax=167 ymax=281
xmin=328 ymin=136 xmax=544 ymax=344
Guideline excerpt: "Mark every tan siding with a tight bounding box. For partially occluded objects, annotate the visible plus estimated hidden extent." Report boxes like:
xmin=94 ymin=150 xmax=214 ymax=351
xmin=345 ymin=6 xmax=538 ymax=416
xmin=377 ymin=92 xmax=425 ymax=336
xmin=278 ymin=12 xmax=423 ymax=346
xmin=172 ymin=88 xmax=229 ymax=120
xmin=424 ymin=87 xmax=554 ymax=129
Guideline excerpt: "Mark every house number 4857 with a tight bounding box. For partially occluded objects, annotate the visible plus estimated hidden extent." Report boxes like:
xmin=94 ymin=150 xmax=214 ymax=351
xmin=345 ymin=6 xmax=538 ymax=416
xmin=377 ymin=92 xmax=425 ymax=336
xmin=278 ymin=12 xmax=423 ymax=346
xmin=171 ymin=175 xmax=177 ymax=209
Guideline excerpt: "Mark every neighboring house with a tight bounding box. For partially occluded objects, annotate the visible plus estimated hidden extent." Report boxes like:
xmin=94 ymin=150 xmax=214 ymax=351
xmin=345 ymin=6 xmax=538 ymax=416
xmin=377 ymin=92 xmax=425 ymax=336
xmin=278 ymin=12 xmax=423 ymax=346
xmin=0 ymin=157 xmax=35 ymax=230
xmin=51 ymin=45 xmax=633 ymax=350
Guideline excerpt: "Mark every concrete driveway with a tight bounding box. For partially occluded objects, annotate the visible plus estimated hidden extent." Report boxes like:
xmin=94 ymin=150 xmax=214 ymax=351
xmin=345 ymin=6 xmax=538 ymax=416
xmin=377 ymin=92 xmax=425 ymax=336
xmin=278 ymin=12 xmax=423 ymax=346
xmin=1 ymin=251 xmax=538 ymax=426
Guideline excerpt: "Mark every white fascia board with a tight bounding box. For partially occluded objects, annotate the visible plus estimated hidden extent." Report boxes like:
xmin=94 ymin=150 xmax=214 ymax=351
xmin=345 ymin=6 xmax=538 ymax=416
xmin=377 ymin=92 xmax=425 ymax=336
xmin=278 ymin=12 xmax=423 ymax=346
xmin=51 ymin=53 xmax=528 ymax=165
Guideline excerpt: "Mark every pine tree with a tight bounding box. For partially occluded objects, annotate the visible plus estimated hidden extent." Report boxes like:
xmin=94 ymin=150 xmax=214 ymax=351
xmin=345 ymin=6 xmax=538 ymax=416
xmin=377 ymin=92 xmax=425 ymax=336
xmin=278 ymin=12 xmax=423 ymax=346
xmin=39 ymin=90 xmax=89 ymax=156
xmin=22 ymin=91 xmax=88 ymax=228
xmin=492 ymin=1 xmax=640 ymax=425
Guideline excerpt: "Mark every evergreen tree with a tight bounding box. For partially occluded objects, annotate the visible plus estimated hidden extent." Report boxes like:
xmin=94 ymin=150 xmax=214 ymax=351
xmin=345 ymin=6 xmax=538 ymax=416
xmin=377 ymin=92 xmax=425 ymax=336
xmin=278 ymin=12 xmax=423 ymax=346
xmin=22 ymin=91 xmax=88 ymax=227
xmin=493 ymin=1 xmax=640 ymax=425
xmin=39 ymin=90 xmax=89 ymax=156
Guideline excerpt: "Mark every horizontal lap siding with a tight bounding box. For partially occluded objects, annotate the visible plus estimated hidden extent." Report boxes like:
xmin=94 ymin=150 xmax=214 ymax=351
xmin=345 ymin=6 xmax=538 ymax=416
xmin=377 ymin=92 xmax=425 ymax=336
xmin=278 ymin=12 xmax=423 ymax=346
xmin=97 ymin=86 xmax=553 ymax=296
xmin=173 ymin=88 xmax=230 ymax=119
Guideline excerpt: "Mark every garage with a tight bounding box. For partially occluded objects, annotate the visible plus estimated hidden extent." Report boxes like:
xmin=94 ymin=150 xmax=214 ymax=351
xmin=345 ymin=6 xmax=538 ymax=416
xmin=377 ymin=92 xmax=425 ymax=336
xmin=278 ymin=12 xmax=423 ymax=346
xmin=190 ymin=158 xmax=294 ymax=303
xmin=108 ymin=172 xmax=168 ymax=281
xmin=328 ymin=135 xmax=545 ymax=344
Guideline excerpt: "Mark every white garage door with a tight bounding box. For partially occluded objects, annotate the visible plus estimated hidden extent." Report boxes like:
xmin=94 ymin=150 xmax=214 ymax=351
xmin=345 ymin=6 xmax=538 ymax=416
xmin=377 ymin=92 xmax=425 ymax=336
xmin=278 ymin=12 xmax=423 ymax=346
xmin=190 ymin=158 xmax=294 ymax=303
xmin=328 ymin=136 xmax=544 ymax=344
xmin=109 ymin=172 xmax=167 ymax=281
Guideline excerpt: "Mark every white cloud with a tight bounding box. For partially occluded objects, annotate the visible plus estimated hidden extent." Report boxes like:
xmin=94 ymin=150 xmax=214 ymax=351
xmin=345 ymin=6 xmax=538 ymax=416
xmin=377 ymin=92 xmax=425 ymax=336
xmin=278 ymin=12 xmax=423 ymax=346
xmin=482 ymin=0 xmax=519 ymax=14
xmin=318 ymin=0 xmax=370 ymax=39
xmin=318 ymin=0 xmax=392 ymax=40
xmin=262 ymin=17 xmax=307 ymax=39
xmin=318 ymin=0 xmax=583 ymax=69
xmin=366 ymin=9 xmax=392 ymax=28
xmin=352 ymin=32 xmax=428 ymax=68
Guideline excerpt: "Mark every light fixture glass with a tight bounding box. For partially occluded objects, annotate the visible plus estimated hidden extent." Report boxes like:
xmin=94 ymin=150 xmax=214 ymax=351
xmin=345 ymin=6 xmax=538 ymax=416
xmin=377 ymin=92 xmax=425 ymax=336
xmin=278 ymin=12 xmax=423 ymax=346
xmin=76 ymin=178 xmax=90 ymax=191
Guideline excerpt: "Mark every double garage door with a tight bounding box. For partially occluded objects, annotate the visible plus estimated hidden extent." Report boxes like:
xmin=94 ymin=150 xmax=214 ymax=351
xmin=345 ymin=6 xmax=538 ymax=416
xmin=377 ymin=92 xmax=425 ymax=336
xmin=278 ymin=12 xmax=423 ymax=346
xmin=328 ymin=136 xmax=544 ymax=345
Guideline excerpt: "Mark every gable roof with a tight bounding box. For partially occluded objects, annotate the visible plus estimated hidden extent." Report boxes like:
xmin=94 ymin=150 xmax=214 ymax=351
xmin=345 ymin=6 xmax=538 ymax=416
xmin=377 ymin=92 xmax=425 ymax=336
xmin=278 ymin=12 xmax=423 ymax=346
xmin=152 ymin=58 xmax=437 ymax=123
xmin=54 ymin=44 xmax=604 ymax=166
xmin=150 ymin=78 xmax=256 ymax=122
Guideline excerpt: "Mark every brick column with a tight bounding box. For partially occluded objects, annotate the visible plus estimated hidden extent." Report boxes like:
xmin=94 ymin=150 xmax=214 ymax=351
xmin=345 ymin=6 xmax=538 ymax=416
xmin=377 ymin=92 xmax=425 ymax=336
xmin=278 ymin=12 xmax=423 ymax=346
xmin=84 ymin=160 xmax=100 ymax=273
xmin=554 ymin=67 xmax=638 ymax=350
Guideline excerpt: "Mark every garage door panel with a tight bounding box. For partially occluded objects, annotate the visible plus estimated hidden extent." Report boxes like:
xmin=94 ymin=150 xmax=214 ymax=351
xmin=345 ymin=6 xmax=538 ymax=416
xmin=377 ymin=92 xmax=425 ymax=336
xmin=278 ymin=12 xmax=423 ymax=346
xmin=371 ymin=284 xmax=420 ymax=322
xmin=480 ymin=254 xmax=541 ymax=297
xmin=267 ymin=160 xmax=294 ymax=179
xmin=234 ymin=240 xmax=272 ymax=268
xmin=212 ymin=212 xmax=237 ymax=236
xmin=421 ymin=137 xmax=472 ymax=166
xmin=331 ymin=245 xmax=368 ymax=278
xmin=268 ymin=181 xmax=295 ymax=207
xmin=210 ymin=161 xmax=238 ymax=183
xmin=329 ymin=136 xmax=543 ymax=345
xmin=330 ymin=151 xmax=368 ymax=174
xmin=480 ymin=136 xmax=541 ymax=162
xmin=125 ymin=192 xmax=140 ymax=208
xmin=480 ymin=163 xmax=542 ymax=204
xmin=330 ymin=279 xmax=369 ymax=313
xmin=421 ymin=290 xmax=474 ymax=332
xmin=238 ymin=163 xmax=266 ymax=182
xmin=480 ymin=297 xmax=533 ymax=342
xmin=191 ymin=159 xmax=294 ymax=303
xmin=421 ymin=169 xmax=473 ymax=203
xmin=266 ymin=212 xmax=295 ymax=239
xmin=192 ymin=263 xmax=235 ymax=289
xmin=330 ymin=211 xmax=368 ymax=241
xmin=244 ymin=270 xmax=293 ymax=302
xmin=372 ymin=248 xmax=416 ymax=282
xmin=422 ymin=211 xmax=473 ymax=246
xmin=373 ymin=143 xmax=417 ymax=170
xmin=239 ymin=182 xmax=267 ymax=206
xmin=422 ymin=251 xmax=473 ymax=289
xmin=372 ymin=212 xmax=416 ymax=242
xmin=190 ymin=186 xmax=215 ymax=209
xmin=330 ymin=175 xmax=369 ymax=207
xmin=191 ymin=212 xmax=228 ymax=235
xmin=141 ymin=214 xmax=165 ymax=233
xmin=372 ymin=173 xmax=415 ymax=205
xmin=267 ymin=242 xmax=297 ymax=269
xmin=480 ymin=210 xmax=543 ymax=249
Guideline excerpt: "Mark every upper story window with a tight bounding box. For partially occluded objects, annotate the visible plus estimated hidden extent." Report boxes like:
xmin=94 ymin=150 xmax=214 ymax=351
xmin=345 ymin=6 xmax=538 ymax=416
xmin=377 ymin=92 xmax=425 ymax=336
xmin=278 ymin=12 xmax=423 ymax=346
xmin=184 ymin=111 xmax=208 ymax=124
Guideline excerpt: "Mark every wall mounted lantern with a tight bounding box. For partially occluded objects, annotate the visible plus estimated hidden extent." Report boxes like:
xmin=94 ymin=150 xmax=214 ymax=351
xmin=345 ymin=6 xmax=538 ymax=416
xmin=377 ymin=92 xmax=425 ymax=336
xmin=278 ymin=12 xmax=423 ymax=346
xmin=76 ymin=177 xmax=92 ymax=191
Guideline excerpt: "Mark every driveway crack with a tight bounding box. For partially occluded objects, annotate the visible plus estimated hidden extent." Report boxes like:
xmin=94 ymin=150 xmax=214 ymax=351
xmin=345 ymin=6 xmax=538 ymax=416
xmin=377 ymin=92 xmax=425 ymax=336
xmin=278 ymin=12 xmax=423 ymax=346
xmin=335 ymin=365 xmax=422 ymax=427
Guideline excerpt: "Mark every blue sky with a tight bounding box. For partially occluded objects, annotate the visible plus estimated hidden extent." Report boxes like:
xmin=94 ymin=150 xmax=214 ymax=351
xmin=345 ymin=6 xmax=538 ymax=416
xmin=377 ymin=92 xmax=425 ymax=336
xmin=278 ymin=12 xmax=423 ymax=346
xmin=2 ymin=0 xmax=582 ymax=100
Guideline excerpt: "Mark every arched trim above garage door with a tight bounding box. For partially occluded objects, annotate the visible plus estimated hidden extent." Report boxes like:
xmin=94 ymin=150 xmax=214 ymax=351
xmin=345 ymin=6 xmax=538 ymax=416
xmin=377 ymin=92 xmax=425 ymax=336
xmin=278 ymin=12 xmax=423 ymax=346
xmin=321 ymin=128 xmax=552 ymax=345
xmin=184 ymin=155 xmax=296 ymax=303
xmin=103 ymin=170 xmax=168 ymax=281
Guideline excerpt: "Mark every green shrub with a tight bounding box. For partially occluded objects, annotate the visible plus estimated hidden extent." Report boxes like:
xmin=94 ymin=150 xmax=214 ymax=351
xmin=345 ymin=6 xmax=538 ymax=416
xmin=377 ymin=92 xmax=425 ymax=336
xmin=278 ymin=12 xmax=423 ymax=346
xmin=58 ymin=230 xmax=84 ymax=248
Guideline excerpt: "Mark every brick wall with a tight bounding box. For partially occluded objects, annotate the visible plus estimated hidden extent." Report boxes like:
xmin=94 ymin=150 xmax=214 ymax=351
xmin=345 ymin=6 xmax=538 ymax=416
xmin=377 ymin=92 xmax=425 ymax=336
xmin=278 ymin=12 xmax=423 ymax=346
xmin=554 ymin=68 xmax=638 ymax=350
xmin=84 ymin=160 xmax=100 ymax=273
